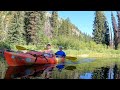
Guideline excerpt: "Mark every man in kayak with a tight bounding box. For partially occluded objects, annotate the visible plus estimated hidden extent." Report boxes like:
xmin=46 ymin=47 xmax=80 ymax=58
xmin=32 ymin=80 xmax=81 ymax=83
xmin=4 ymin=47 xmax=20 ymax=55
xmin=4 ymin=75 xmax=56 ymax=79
xmin=42 ymin=43 xmax=55 ymax=58
xmin=55 ymin=46 xmax=66 ymax=58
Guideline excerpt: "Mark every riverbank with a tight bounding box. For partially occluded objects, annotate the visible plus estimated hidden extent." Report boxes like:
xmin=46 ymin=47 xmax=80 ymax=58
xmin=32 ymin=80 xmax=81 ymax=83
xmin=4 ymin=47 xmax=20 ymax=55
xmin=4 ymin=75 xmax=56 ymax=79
xmin=63 ymin=49 xmax=120 ymax=58
xmin=2 ymin=44 xmax=120 ymax=59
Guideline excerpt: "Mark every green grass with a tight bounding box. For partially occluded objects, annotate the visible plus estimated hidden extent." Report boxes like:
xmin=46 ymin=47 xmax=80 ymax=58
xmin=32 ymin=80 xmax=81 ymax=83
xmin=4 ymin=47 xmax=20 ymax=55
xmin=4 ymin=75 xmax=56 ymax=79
xmin=9 ymin=44 xmax=120 ymax=58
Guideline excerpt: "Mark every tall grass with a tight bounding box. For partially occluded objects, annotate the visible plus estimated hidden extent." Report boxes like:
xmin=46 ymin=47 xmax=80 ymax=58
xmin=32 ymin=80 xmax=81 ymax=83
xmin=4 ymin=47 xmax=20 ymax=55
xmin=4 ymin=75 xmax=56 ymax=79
xmin=1 ymin=38 xmax=120 ymax=58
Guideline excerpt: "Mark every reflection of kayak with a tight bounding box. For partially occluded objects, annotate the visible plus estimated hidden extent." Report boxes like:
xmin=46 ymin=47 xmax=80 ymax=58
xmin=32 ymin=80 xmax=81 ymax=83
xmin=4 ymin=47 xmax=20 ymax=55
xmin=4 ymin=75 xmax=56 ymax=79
xmin=4 ymin=64 xmax=55 ymax=79
xmin=4 ymin=50 xmax=65 ymax=66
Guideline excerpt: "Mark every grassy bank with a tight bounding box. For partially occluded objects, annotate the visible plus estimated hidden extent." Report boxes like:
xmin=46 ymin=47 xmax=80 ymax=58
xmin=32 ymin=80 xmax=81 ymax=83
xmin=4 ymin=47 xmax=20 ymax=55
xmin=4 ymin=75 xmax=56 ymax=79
xmin=1 ymin=43 xmax=120 ymax=58
xmin=10 ymin=45 xmax=120 ymax=58
xmin=59 ymin=49 xmax=120 ymax=58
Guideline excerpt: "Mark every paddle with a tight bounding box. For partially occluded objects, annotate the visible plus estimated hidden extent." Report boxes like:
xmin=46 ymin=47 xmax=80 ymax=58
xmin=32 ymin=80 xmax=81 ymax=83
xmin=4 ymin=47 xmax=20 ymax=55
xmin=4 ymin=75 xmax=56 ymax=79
xmin=16 ymin=45 xmax=77 ymax=60
xmin=16 ymin=45 xmax=48 ymax=62
xmin=16 ymin=45 xmax=33 ymax=51
xmin=65 ymin=56 xmax=77 ymax=60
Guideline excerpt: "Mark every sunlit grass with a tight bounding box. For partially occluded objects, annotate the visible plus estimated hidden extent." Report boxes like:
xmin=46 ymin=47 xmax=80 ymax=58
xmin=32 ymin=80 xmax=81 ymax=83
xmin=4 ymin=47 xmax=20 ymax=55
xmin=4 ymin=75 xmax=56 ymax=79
xmin=11 ymin=45 xmax=120 ymax=58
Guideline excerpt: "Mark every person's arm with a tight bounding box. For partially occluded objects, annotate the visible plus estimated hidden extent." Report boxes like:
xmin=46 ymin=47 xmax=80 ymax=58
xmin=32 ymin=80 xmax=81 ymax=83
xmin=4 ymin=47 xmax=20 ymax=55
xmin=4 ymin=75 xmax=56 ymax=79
xmin=63 ymin=52 xmax=66 ymax=57
xmin=55 ymin=51 xmax=58 ymax=55
xmin=50 ymin=50 xmax=55 ymax=57
xmin=40 ymin=50 xmax=46 ymax=57
xmin=55 ymin=51 xmax=61 ymax=57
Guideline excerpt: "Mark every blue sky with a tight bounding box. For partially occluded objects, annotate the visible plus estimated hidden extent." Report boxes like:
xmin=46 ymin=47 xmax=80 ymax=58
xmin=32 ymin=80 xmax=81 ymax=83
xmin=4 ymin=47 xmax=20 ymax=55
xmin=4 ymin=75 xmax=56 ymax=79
xmin=58 ymin=11 xmax=117 ymax=36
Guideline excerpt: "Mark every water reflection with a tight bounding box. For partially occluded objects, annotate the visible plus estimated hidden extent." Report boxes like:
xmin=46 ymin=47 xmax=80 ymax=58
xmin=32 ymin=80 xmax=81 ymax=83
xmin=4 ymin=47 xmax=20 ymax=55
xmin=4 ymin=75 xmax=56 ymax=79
xmin=66 ymin=58 xmax=95 ymax=65
xmin=5 ymin=64 xmax=55 ymax=79
xmin=80 ymin=72 xmax=93 ymax=79
xmin=65 ymin=66 xmax=76 ymax=70
xmin=56 ymin=64 xmax=65 ymax=72
xmin=92 ymin=67 xmax=110 ymax=79
xmin=3 ymin=56 xmax=120 ymax=79
xmin=5 ymin=63 xmax=120 ymax=79
xmin=4 ymin=62 xmax=67 ymax=79
xmin=80 ymin=64 xmax=119 ymax=79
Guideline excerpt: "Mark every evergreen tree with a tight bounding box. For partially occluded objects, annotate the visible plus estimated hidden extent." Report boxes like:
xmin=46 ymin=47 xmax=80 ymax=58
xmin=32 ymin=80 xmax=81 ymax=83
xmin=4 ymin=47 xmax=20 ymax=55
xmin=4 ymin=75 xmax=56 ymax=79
xmin=51 ymin=11 xmax=58 ymax=38
xmin=58 ymin=18 xmax=71 ymax=36
xmin=117 ymin=11 xmax=120 ymax=43
xmin=111 ymin=12 xmax=118 ymax=50
xmin=7 ymin=11 xmax=25 ymax=45
xmin=65 ymin=18 xmax=71 ymax=36
xmin=0 ymin=11 xmax=11 ymax=42
xmin=104 ymin=20 xmax=110 ymax=47
xmin=93 ymin=11 xmax=106 ymax=44
xmin=36 ymin=11 xmax=46 ymax=46
xmin=58 ymin=19 xmax=66 ymax=36
xmin=24 ymin=11 xmax=39 ymax=45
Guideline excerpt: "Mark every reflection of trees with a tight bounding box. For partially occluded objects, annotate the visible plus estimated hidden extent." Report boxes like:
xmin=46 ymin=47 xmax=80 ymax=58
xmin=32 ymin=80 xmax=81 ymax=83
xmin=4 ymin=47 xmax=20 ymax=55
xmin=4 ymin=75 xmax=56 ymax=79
xmin=0 ymin=61 xmax=7 ymax=79
xmin=112 ymin=64 xmax=120 ymax=79
xmin=91 ymin=64 xmax=120 ymax=79
xmin=113 ymin=64 xmax=118 ymax=79
xmin=51 ymin=70 xmax=79 ymax=79
xmin=92 ymin=67 xmax=109 ymax=79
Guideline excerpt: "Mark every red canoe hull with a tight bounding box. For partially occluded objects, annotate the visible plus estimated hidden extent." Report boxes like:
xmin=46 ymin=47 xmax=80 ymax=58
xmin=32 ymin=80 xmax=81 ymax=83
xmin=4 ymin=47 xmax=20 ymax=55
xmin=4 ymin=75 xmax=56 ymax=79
xmin=4 ymin=51 xmax=65 ymax=66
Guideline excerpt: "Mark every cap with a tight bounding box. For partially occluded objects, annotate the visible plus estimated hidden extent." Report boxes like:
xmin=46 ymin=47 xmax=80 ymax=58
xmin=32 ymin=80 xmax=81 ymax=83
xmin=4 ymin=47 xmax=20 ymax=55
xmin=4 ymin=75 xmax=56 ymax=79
xmin=59 ymin=46 xmax=63 ymax=49
xmin=47 ymin=43 xmax=51 ymax=46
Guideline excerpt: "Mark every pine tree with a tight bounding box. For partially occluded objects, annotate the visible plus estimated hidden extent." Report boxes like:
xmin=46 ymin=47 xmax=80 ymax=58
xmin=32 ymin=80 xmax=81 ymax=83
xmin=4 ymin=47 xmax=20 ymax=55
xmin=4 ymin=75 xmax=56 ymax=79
xmin=36 ymin=11 xmax=46 ymax=46
xmin=24 ymin=11 xmax=40 ymax=45
xmin=7 ymin=11 xmax=25 ymax=45
xmin=65 ymin=18 xmax=71 ymax=36
xmin=0 ymin=11 xmax=11 ymax=42
xmin=58 ymin=19 xmax=66 ymax=36
xmin=93 ymin=11 xmax=106 ymax=44
xmin=117 ymin=11 xmax=120 ymax=43
xmin=111 ymin=12 xmax=118 ymax=50
xmin=104 ymin=20 xmax=110 ymax=47
xmin=58 ymin=18 xmax=71 ymax=36
xmin=51 ymin=11 xmax=58 ymax=38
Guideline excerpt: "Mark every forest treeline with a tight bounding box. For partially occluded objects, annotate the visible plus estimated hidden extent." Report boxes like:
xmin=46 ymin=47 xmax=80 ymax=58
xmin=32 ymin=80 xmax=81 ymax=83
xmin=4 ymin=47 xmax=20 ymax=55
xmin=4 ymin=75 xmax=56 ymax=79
xmin=93 ymin=11 xmax=120 ymax=50
xmin=0 ymin=11 xmax=120 ymax=51
xmin=0 ymin=11 xmax=92 ymax=50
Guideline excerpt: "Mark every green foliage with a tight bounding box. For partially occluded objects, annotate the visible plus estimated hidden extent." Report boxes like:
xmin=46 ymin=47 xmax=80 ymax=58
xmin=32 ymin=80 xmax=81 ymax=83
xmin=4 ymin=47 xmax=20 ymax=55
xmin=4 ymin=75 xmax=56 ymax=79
xmin=51 ymin=11 xmax=58 ymax=38
xmin=52 ymin=35 xmax=80 ymax=50
xmin=93 ymin=11 xmax=107 ymax=44
xmin=7 ymin=12 xmax=25 ymax=45
xmin=0 ymin=41 xmax=11 ymax=49
xmin=0 ymin=11 xmax=112 ymax=54
xmin=24 ymin=11 xmax=40 ymax=45
xmin=58 ymin=18 xmax=72 ymax=36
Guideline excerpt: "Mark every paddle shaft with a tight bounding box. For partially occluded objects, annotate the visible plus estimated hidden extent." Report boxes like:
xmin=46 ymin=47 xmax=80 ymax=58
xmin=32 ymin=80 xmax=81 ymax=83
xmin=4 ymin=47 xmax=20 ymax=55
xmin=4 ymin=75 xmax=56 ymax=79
xmin=16 ymin=45 xmax=77 ymax=60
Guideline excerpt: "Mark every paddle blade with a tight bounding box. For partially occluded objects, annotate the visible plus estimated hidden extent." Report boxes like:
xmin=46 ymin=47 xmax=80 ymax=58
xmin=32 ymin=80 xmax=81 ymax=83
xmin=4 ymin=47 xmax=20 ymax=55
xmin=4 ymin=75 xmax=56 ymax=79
xmin=65 ymin=66 xmax=76 ymax=70
xmin=16 ymin=45 xmax=27 ymax=50
xmin=66 ymin=56 xmax=77 ymax=60
xmin=44 ymin=48 xmax=47 ymax=50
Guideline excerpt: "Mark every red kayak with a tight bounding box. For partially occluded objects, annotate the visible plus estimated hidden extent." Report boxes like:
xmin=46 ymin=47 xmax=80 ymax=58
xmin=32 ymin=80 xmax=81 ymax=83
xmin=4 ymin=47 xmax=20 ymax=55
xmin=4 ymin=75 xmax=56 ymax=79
xmin=4 ymin=50 xmax=65 ymax=66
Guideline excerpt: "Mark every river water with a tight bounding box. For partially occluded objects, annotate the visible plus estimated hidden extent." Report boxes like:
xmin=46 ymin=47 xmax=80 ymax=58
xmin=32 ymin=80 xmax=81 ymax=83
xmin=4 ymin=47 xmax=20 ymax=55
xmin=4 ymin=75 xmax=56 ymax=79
xmin=0 ymin=56 xmax=120 ymax=79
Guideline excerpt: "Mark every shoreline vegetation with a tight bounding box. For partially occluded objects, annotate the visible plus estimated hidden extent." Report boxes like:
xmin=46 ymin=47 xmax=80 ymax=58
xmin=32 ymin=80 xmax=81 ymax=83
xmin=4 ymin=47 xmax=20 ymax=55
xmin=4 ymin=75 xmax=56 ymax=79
xmin=5 ymin=44 xmax=120 ymax=59
xmin=0 ymin=11 xmax=120 ymax=60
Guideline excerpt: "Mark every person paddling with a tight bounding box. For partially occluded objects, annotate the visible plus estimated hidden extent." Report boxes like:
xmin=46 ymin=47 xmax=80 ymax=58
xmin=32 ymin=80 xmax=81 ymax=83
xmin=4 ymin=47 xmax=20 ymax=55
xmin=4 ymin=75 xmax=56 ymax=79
xmin=42 ymin=43 xmax=54 ymax=58
xmin=55 ymin=46 xmax=66 ymax=58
